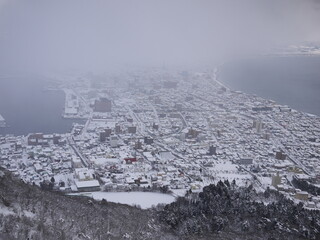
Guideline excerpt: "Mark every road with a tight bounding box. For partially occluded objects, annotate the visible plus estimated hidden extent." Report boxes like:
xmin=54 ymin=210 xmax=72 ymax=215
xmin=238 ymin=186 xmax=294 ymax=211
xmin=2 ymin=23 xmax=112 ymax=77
xmin=67 ymin=136 xmax=90 ymax=168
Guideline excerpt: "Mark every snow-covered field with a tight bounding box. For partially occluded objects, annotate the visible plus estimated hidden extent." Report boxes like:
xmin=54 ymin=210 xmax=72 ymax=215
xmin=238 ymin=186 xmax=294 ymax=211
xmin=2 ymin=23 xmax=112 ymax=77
xmin=74 ymin=192 xmax=176 ymax=209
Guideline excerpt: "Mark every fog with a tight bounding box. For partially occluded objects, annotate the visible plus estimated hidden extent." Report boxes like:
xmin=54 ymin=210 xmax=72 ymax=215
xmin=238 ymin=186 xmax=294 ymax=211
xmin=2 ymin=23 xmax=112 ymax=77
xmin=0 ymin=0 xmax=320 ymax=73
xmin=1 ymin=5 xmax=320 ymax=240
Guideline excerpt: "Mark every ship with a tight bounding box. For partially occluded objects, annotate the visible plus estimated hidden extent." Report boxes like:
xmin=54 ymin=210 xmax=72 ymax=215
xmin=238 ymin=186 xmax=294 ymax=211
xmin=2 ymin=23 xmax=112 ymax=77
xmin=0 ymin=114 xmax=6 ymax=127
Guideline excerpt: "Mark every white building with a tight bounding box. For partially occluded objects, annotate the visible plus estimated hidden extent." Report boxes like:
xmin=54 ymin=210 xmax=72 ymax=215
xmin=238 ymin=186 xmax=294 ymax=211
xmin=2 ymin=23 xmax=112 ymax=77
xmin=75 ymin=180 xmax=100 ymax=192
xmin=110 ymin=136 xmax=118 ymax=148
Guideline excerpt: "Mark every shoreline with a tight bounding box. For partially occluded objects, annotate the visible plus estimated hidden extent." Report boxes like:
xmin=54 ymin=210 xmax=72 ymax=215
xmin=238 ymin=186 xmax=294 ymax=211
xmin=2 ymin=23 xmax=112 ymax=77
xmin=215 ymin=55 xmax=320 ymax=117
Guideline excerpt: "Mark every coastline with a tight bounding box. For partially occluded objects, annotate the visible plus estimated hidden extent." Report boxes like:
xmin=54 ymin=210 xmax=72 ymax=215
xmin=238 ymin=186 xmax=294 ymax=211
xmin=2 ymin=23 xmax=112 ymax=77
xmin=216 ymin=55 xmax=320 ymax=117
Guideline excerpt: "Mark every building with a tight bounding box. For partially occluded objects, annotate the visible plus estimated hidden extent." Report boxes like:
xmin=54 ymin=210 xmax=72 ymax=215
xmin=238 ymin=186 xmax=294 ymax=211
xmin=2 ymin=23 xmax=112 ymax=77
xmin=115 ymin=125 xmax=121 ymax=134
xmin=90 ymin=157 xmax=120 ymax=167
xmin=144 ymin=137 xmax=154 ymax=145
xmin=276 ymin=151 xmax=287 ymax=160
xmin=294 ymin=174 xmax=310 ymax=181
xmin=295 ymin=191 xmax=309 ymax=201
xmin=64 ymin=107 xmax=78 ymax=116
xmin=74 ymin=168 xmax=100 ymax=191
xmin=110 ymin=136 xmax=118 ymax=148
xmin=272 ymin=172 xmax=282 ymax=187
xmin=253 ymin=120 xmax=263 ymax=133
xmin=127 ymin=118 xmax=133 ymax=123
xmin=75 ymin=180 xmax=100 ymax=192
xmin=152 ymin=123 xmax=159 ymax=130
xmin=72 ymin=157 xmax=82 ymax=168
xmin=180 ymin=133 xmax=186 ymax=141
xmin=124 ymin=157 xmax=137 ymax=164
xmin=252 ymin=106 xmax=273 ymax=112
xmin=186 ymin=128 xmax=200 ymax=139
xmin=163 ymin=81 xmax=178 ymax=89
xmin=99 ymin=130 xmax=107 ymax=142
xmin=128 ymin=126 xmax=137 ymax=134
xmin=93 ymin=98 xmax=112 ymax=112
xmin=238 ymin=157 xmax=253 ymax=165
xmin=75 ymin=168 xmax=95 ymax=180
xmin=134 ymin=140 xmax=142 ymax=149
xmin=262 ymin=133 xmax=271 ymax=140
xmin=28 ymin=133 xmax=45 ymax=146
xmin=53 ymin=134 xmax=61 ymax=145
xmin=208 ymin=145 xmax=217 ymax=156
xmin=158 ymin=151 xmax=175 ymax=162
xmin=105 ymin=128 xmax=112 ymax=137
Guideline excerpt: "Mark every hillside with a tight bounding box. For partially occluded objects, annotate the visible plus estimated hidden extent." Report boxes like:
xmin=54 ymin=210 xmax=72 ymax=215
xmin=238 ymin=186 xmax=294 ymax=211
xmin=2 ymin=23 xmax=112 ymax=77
xmin=159 ymin=180 xmax=320 ymax=240
xmin=0 ymin=168 xmax=175 ymax=240
xmin=1 ymin=169 xmax=319 ymax=240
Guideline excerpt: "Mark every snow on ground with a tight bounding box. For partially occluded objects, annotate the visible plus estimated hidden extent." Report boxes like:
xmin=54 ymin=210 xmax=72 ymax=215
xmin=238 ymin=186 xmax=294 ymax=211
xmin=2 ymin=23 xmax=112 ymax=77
xmin=0 ymin=206 xmax=15 ymax=216
xmin=207 ymin=161 xmax=252 ymax=186
xmin=258 ymin=176 xmax=272 ymax=187
xmin=212 ymin=162 xmax=238 ymax=171
xmin=215 ymin=173 xmax=251 ymax=182
xmin=23 ymin=210 xmax=36 ymax=218
xmin=0 ymin=206 xmax=36 ymax=218
xmin=53 ymin=173 xmax=74 ymax=186
xmin=171 ymin=189 xmax=188 ymax=197
xmin=74 ymin=192 xmax=176 ymax=209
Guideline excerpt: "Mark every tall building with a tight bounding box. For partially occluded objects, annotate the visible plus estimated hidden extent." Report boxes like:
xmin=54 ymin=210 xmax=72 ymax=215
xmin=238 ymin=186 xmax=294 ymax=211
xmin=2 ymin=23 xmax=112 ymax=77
xmin=110 ymin=136 xmax=118 ymax=148
xmin=253 ymin=119 xmax=263 ymax=133
xmin=128 ymin=126 xmax=137 ymax=134
xmin=105 ymin=128 xmax=112 ymax=137
xmin=208 ymin=145 xmax=217 ymax=156
xmin=115 ymin=125 xmax=121 ymax=134
xmin=99 ymin=130 xmax=107 ymax=142
xmin=272 ymin=172 xmax=282 ymax=187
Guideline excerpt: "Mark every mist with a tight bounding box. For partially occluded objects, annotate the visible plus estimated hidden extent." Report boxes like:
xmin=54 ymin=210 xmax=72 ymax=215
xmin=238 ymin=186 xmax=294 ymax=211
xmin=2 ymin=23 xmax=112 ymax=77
xmin=0 ymin=0 xmax=320 ymax=73
xmin=1 ymin=2 xmax=320 ymax=239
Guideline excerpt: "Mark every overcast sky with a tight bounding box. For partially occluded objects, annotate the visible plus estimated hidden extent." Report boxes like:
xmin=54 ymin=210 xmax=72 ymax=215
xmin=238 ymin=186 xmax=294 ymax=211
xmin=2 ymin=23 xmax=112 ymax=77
xmin=0 ymin=0 xmax=319 ymax=73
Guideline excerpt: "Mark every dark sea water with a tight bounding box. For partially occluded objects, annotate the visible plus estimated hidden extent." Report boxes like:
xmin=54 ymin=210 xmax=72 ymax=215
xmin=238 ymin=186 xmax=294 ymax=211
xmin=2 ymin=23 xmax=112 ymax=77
xmin=220 ymin=56 xmax=320 ymax=116
xmin=0 ymin=76 xmax=82 ymax=136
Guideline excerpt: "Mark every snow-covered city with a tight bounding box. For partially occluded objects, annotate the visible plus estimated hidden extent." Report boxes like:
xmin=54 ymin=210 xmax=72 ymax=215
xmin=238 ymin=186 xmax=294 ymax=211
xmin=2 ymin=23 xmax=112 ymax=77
xmin=2 ymin=0 xmax=320 ymax=239
xmin=1 ymin=68 xmax=319 ymax=210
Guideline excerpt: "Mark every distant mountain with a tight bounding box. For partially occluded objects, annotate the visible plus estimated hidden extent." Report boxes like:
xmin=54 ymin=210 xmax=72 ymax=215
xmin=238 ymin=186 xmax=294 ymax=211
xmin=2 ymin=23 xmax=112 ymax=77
xmin=1 ymin=169 xmax=319 ymax=240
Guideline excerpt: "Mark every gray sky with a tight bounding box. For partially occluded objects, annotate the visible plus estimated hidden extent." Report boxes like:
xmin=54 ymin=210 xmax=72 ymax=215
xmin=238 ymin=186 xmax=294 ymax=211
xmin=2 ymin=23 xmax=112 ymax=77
xmin=0 ymin=0 xmax=319 ymax=73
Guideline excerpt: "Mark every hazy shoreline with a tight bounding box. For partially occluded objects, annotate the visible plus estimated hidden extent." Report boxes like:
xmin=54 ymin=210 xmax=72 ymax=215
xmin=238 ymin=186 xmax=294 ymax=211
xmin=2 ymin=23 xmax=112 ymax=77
xmin=219 ymin=55 xmax=320 ymax=116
